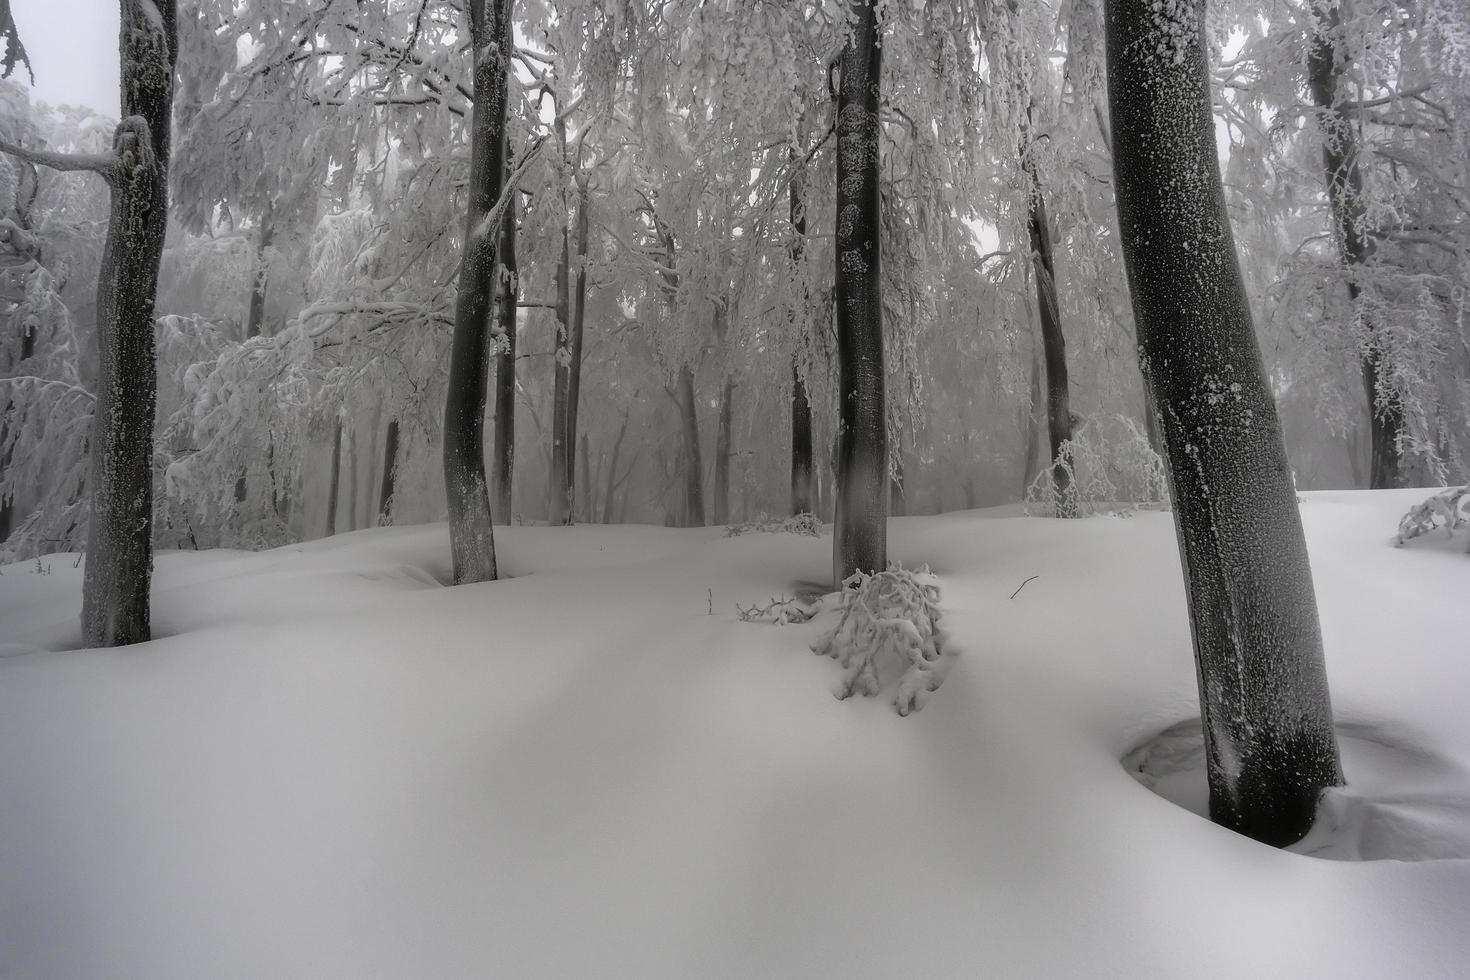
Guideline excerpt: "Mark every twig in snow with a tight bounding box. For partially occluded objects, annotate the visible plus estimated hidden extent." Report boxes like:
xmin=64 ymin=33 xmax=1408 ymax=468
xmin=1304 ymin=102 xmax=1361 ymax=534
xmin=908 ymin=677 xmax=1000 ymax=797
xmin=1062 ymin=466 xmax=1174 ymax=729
xmin=1010 ymin=575 xmax=1039 ymax=599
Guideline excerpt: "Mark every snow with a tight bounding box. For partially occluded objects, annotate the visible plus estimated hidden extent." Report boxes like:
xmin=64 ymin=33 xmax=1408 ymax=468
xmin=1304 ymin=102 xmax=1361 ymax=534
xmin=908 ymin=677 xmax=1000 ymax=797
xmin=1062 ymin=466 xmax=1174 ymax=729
xmin=2 ymin=489 xmax=1468 ymax=978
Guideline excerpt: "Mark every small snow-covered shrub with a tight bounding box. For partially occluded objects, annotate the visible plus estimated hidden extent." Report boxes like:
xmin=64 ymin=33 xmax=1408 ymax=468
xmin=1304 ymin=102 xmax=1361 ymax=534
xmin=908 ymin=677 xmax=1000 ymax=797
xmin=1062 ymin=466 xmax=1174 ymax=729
xmin=812 ymin=563 xmax=947 ymax=716
xmin=725 ymin=512 xmax=823 ymax=538
xmin=1025 ymin=415 xmax=1169 ymax=517
xmin=1395 ymin=486 xmax=1470 ymax=551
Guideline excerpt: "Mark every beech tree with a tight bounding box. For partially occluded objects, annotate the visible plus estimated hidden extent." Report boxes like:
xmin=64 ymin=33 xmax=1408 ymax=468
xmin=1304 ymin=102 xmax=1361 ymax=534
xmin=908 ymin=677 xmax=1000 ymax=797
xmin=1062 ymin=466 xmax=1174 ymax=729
xmin=0 ymin=0 xmax=177 ymax=646
xmin=1106 ymin=0 xmax=1343 ymax=845
xmin=832 ymin=0 xmax=887 ymax=585
xmin=443 ymin=0 xmax=512 ymax=583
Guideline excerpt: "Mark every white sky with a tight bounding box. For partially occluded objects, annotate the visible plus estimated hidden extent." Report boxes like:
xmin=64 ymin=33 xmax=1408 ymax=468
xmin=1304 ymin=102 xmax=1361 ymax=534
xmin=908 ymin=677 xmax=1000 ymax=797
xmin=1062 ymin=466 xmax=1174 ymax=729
xmin=11 ymin=0 xmax=120 ymax=114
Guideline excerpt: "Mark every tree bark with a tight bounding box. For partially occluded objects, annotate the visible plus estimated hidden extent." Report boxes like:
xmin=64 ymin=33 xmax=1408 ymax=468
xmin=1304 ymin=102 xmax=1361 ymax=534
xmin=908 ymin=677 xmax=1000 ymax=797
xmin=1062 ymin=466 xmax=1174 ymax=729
xmin=1307 ymin=1 xmax=1404 ymax=489
xmin=832 ymin=0 xmax=887 ymax=586
xmin=1020 ymin=338 xmax=1044 ymax=496
xmin=492 ymin=164 xmax=518 ymax=523
xmin=548 ymin=180 xmax=574 ymax=526
xmin=601 ymin=408 xmax=629 ymax=524
xmin=80 ymin=0 xmax=177 ymax=647
xmin=789 ymin=154 xmax=814 ymax=516
xmin=442 ymin=0 xmax=509 ymax=583
xmin=377 ymin=417 xmax=398 ymax=527
xmin=1025 ymin=165 xmax=1077 ymax=517
xmin=325 ymin=418 xmax=342 ymax=537
xmin=1106 ymin=0 xmax=1343 ymax=846
xmin=674 ymin=366 xmax=705 ymax=527
xmin=713 ymin=377 xmax=733 ymax=525
xmin=246 ymin=213 xmax=273 ymax=339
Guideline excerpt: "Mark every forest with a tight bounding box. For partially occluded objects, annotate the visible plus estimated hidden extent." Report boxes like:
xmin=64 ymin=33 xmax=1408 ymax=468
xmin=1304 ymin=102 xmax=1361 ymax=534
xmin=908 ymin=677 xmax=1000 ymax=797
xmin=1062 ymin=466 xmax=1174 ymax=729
xmin=1 ymin=1 xmax=1469 ymax=977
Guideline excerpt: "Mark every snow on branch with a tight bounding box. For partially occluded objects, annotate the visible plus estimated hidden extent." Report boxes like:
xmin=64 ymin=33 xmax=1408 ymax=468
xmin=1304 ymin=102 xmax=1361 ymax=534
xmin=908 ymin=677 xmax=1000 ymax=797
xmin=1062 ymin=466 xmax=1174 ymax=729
xmin=1396 ymin=486 xmax=1470 ymax=552
xmin=0 ymin=138 xmax=118 ymax=182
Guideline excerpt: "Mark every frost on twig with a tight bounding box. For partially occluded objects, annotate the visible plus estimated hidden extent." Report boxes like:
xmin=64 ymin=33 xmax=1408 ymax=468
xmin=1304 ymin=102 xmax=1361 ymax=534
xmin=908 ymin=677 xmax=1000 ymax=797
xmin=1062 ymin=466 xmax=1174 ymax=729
xmin=736 ymin=593 xmax=821 ymax=625
xmin=812 ymin=563 xmax=948 ymax=716
xmin=725 ymin=512 xmax=823 ymax=537
xmin=1395 ymin=486 xmax=1470 ymax=551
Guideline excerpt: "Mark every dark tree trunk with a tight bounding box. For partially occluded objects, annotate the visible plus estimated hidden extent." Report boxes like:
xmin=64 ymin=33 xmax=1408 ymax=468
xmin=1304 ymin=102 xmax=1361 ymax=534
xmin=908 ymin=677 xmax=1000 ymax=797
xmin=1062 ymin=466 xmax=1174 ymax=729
xmin=601 ymin=408 xmax=629 ymax=524
xmin=1106 ymin=0 xmax=1343 ymax=847
xmin=324 ymin=419 xmax=342 ymax=537
xmin=548 ymin=190 xmax=574 ymax=526
xmin=377 ymin=417 xmax=398 ymax=527
xmin=1307 ymin=2 xmax=1405 ymax=490
xmin=442 ymin=0 xmax=510 ymax=583
xmin=566 ymin=186 xmax=590 ymax=520
xmin=676 ymin=365 xmax=705 ymax=527
xmin=492 ymin=168 xmax=518 ymax=523
xmin=577 ymin=432 xmax=592 ymax=524
xmin=80 ymin=0 xmax=177 ymax=647
xmin=1020 ymin=339 xmax=1044 ymax=496
xmin=832 ymin=0 xmax=887 ymax=585
xmin=789 ymin=156 xmax=814 ymax=516
xmin=246 ymin=214 xmax=273 ymax=339
xmin=713 ymin=377 xmax=733 ymax=525
xmin=1025 ymin=171 xmax=1076 ymax=517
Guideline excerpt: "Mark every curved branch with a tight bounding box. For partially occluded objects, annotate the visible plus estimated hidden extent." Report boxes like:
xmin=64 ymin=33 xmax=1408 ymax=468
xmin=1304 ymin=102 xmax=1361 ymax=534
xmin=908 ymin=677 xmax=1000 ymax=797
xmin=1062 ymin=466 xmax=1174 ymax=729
xmin=0 ymin=138 xmax=119 ymax=182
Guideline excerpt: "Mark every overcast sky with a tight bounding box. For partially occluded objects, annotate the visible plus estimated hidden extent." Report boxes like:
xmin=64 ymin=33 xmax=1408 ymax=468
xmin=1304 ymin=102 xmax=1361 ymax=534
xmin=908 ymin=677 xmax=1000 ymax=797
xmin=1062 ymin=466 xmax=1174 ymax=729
xmin=12 ymin=0 xmax=120 ymax=115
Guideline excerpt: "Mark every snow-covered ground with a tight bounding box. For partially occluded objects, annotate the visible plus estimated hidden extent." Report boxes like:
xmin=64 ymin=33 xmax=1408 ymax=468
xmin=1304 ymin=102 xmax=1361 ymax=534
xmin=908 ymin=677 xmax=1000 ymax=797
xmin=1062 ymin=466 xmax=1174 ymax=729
xmin=2 ymin=489 xmax=1467 ymax=979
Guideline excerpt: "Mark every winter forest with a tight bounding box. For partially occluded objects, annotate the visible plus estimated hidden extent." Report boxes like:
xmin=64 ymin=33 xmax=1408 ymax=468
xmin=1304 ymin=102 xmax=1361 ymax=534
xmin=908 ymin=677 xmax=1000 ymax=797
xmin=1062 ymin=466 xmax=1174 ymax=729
xmin=2 ymin=0 xmax=1470 ymax=977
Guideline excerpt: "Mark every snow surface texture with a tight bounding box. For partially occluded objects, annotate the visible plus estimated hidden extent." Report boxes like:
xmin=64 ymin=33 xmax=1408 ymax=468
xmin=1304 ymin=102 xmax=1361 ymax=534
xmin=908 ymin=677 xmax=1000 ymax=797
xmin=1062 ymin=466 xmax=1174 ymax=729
xmin=2 ymin=490 xmax=1468 ymax=978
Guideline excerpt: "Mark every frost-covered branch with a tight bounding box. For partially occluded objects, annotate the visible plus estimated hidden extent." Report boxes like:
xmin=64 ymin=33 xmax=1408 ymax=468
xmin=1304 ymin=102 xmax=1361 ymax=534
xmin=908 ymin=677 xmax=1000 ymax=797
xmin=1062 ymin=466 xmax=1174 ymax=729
xmin=0 ymin=138 xmax=118 ymax=181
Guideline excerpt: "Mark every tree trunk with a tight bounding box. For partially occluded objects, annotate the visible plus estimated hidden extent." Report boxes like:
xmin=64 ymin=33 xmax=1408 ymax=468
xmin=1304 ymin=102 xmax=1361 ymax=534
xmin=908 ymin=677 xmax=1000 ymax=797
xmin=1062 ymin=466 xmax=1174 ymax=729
xmin=492 ymin=164 xmax=518 ymax=523
xmin=676 ymin=365 xmax=705 ymax=527
xmin=789 ymin=156 xmax=815 ymax=517
xmin=442 ymin=0 xmax=510 ymax=583
xmin=1020 ymin=338 xmax=1044 ymax=496
xmin=548 ymin=189 xmax=574 ymax=526
xmin=345 ymin=422 xmax=359 ymax=532
xmin=601 ymin=408 xmax=629 ymax=524
xmin=377 ymin=417 xmax=398 ymax=527
xmin=246 ymin=213 xmax=273 ymax=339
xmin=81 ymin=0 xmax=177 ymax=647
xmin=1106 ymin=0 xmax=1343 ymax=846
xmin=713 ymin=377 xmax=733 ymax=525
xmin=1307 ymin=1 xmax=1405 ymax=490
xmin=1025 ymin=169 xmax=1077 ymax=517
xmin=324 ymin=419 xmax=342 ymax=537
xmin=577 ymin=432 xmax=592 ymax=524
xmin=832 ymin=0 xmax=887 ymax=586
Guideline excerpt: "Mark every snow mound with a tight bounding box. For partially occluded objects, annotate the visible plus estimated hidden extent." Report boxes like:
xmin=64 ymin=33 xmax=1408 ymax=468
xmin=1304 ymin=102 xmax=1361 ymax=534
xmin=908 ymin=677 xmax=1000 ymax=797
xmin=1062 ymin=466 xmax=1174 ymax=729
xmin=1125 ymin=718 xmax=1470 ymax=861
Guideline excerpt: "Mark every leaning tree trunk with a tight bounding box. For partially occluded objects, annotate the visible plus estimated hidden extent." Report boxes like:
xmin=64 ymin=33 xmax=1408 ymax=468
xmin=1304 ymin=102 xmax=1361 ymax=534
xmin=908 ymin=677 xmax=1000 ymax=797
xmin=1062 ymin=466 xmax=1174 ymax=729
xmin=442 ymin=0 xmax=510 ymax=583
xmin=492 ymin=159 xmax=518 ymax=523
xmin=789 ymin=153 xmax=815 ymax=516
xmin=1106 ymin=0 xmax=1343 ymax=847
xmin=832 ymin=0 xmax=887 ymax=586
xmin=1307 ymin=0 xmax=1404 ymax=489
xmin=80 ymin=0 xmax=177 ymax=647
xmin=377 ymin=417 xmax=399 ymax=527
xmin=1025 ymin=166 xmax=1077 ymax=517
xmin=565 ymin=184 xmax=590 ymax=521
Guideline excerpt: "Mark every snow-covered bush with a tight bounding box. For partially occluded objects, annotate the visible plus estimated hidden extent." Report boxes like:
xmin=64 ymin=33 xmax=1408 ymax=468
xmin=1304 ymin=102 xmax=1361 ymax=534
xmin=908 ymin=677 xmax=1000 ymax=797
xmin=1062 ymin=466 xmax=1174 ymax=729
xmin=725 ymin=512 xmax=823 ymax=537
xmin=1395 ymin=486 xmax=1470 ymax=551
xmin=1025 ymin=414 xmax=1169 ymax=516
xmin=812 ymin=563 xmax=947 ymax=716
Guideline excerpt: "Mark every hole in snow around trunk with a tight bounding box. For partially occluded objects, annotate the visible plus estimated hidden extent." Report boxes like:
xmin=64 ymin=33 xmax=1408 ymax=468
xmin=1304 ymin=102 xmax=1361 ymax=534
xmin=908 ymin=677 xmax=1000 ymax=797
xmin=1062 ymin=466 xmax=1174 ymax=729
xmin=1124 ymin=718 xmax=1470 ymax=862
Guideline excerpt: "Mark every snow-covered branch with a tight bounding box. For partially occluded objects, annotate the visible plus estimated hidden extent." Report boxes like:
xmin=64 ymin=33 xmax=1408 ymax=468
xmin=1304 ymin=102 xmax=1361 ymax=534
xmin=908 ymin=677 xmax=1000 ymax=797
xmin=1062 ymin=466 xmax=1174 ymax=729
xmin=0 ymin=139 xmax=118 ymax=182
